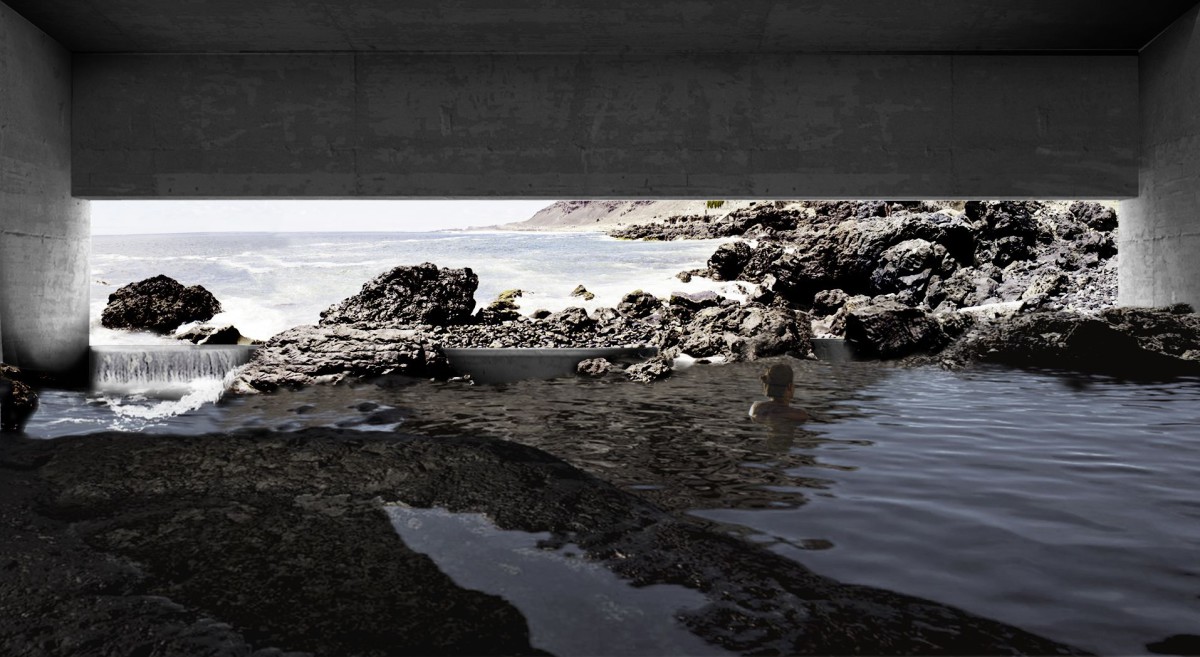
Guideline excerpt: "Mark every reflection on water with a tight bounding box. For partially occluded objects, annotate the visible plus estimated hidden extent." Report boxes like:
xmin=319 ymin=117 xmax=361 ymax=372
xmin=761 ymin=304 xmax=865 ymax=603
xmin=21 ymin=358 xmax=1200 ymax=656
xmin=386 ymin=506 xmax=724 ymax=657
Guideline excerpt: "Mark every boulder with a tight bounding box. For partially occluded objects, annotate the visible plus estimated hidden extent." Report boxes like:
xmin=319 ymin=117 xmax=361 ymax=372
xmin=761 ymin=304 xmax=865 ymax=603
xmin=546 ymin=307 xmax=596 ymax=333
xmin=939 ymin=309 xmax=1200 ymax=377
xmin=0 ymin=365 xmax=38 ymax=433
xmin=101 ymin=275 xmax=222 ymax=334
xmin=626 ymin=356 xmax=673 ymax=383
xmin=320 ymin=263 xmax=478 ymax=328
xmin=1070 ymin=201 xmax=1118 ymax=232
xmin=827 ymin=294 xmax=873 ymax=335
xmin=740 ymin=242 xmax=785 ymax=282
xmin=1020 ymin=273 xmax=1069 ymax=302
xmin=844 ymin=299 xmax=948 ymax=359
xmin=570 ymin=285 xmax=596 ymax=301
xmin=990 ymin=235 xmax=1033 ymax=267
xmin=870 ymin=238 xmax=939 ymax=297
xmin=668 ymin=290 xmax=721 ymax=319
xmin=811 ymin=289 xmax=850 ymax=316
xmin=576 ymin=358 xmax=611 ymax=377
xmin=681 ymin=302 xmax=811 ymax=361
xmin=174 ymin=324 xmax=243 ymax=345
xmin=475 ymin=289 xmax=523 ymax=325
xmin=229 ymin=324 xmax=450 ymax=393
xmin=616 ymin=290 xmax=661 ymax=319
xmin=707 ymin=241 xmax=752 ymax=281
xmin=1098 ymin=306 xmax=1200 ymax=358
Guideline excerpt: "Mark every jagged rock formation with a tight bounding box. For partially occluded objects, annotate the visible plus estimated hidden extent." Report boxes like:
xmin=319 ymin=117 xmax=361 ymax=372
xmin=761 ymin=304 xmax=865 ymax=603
xmin=0 ymin=364 xmax=38 ymax=433
xmin=174 ymin=324 xmax=243 ymax=345
xmin=606 ymin=200 xmax=1147 ymax=366
xmin=319 ymin=263 xmax=478 ymax=327
xmin=618 ymin=200 xmax=1118 ymax=318
xmin=933 ymin=305 xmax=1200 ymax=377
xmin=230 ymin=325 xmax=451 ymax=393
xmin=101 ymin=275 xmax=222 ymax=334
xmin=234 ymin=264 xmax=813 ymax=391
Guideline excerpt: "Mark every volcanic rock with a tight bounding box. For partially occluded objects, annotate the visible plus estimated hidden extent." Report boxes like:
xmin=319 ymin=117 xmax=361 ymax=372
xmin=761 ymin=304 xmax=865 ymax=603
xmin=626 ymin=356 xmax=673 ymax=383
xmin=570 ymin=285 xmax=595 ymax=301
xmin=476 ymin=289 xmax=524 ymax=325
xmin=617 ymin=290 xmax=661 ymax=319
xmin=175 ymin=324 xmax=243 ymax=345
xmin=1070 ymin=201 xmax=1118 ymax=232
xmin=844 ymin=299 xmax=948 ymax=359
xmin=0 ymin=365 xmax=37 ymax=433
xmin=707 ymin=241 xmax=752 ymax=281
xmin=937 ymin=307 xmax=1200 ymax=377
xmin=230 ymin=324 xmax=451 ymax=393
xmin=101 ymin=275 xmax=222 ymax=334
xmin=319 ymin=263 xmax=478 ymax=328
xmin=0 ymin=429 xmax=1087 ymax=656
xmin=679 ymin=302 xmax=812 ymax=361
xmin=811 ymin=289 xmax=850 ymax=316
xmin=576 ymin=358 xmax=612 ymax=377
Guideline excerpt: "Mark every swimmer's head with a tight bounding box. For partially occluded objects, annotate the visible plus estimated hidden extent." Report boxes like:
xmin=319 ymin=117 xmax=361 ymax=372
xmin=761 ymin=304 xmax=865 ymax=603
xmin=761 ymin=364 xmax=794 ymax=400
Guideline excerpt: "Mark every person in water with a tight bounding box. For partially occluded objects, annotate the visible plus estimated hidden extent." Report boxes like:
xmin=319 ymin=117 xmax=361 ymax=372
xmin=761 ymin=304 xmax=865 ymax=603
xmin=749 ymin=363 xmax=811 ymax=424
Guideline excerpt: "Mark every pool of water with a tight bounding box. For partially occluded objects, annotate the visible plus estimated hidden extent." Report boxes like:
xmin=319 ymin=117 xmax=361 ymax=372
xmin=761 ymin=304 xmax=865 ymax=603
xmin=22 ymin=359 xmax=1200 ymax=655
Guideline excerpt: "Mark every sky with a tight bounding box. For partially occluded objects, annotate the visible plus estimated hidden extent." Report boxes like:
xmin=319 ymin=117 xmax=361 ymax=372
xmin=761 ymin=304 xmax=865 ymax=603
xmin=90 ymin=200 xmax=557 ymax=235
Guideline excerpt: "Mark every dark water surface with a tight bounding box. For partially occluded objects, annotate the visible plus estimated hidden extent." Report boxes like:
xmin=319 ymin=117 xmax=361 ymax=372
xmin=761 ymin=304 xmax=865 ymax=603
xmin=25 ymin=360 xmax=1200 ymax=655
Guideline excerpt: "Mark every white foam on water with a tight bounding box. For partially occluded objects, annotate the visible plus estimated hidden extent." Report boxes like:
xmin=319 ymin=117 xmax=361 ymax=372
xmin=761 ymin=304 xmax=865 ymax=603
xmin=102 ymin=375 xmax=230 ymax=421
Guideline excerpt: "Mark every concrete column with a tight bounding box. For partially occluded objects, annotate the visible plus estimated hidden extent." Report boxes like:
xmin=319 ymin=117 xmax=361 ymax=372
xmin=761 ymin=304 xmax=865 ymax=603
xmin=0 ymin=2 xmax=89 ymax=376
xmin=1120 ymin=4 xmax=1200 ymax=308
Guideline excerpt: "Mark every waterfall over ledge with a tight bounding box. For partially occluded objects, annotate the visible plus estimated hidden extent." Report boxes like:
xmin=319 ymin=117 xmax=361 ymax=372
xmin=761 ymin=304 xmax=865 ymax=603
xmin=91 ymin=345 xmax=256 ymax=397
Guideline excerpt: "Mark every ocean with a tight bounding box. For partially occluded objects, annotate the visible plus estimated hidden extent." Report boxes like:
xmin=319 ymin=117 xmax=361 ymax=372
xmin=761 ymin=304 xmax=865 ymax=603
xmin=90 ymin=231 xmax=745 ymax=346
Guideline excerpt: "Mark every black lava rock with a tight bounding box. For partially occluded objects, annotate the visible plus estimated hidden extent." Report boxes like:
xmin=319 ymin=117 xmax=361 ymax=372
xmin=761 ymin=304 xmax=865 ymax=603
xmin=101 ymin=275 xmax=222 ymax=334
xmin=320 ymin=263 xmax=478 ymax=328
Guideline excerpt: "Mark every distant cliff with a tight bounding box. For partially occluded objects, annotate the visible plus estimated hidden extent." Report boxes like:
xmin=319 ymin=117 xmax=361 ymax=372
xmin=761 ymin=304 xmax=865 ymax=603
xmin=490 ymin=200 xmax=764 ymax=231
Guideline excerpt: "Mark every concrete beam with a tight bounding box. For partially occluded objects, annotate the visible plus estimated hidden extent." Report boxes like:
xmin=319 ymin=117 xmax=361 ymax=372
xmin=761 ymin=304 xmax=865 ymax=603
xmin=0 ymin=2 xmax=89 ymax=376
xmin=72 ymin=52 xmax=1138 ymax=200
xmin=1120 ymin=4 xmax=1200 ymax=309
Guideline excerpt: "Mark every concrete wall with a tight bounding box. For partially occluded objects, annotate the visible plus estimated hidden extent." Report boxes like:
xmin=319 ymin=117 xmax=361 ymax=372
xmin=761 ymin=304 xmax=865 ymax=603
xmin=0 ymin=2 xmax=89 ymax=374
xmin=73 ymin=53 xmax=1138 ymax=200
xmin=1120 ymin=5 xmax=1200 ymax=308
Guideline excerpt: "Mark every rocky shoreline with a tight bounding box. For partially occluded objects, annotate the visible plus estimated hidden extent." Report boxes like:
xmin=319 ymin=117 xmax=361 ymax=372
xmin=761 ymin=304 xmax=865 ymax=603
xmin=81 ymin=199 xmax=1200 ymax=395
xmin=0 ymin=428 xmax=1089 ymax=656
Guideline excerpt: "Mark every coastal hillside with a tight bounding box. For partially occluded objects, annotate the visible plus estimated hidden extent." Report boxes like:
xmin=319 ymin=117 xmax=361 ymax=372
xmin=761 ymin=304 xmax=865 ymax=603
xmin=492 ymin=199 xmax=766 ymax=231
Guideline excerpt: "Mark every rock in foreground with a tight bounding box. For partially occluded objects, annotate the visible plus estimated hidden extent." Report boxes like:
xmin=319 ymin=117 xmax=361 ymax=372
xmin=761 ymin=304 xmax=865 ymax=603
xmin=845 ymin=299 xmax=949 ymax=359
xmin=320 ymin=263 xmax=478 ymax=327
xmin=101 ymin=275 xmax=222 ymax=334
xmin=0 ymin=429 xmax=1088 ymax=656
xmin=0 ymin=364 xmax=38 ymax=433
xmin=937 ymin=306 xmax=1200 ymax=377
xmin=230 ymin=324 xmax=451 ymax=392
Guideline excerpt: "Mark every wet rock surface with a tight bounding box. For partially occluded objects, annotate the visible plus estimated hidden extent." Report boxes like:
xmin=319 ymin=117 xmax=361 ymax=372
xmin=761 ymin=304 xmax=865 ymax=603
xmin=101 ymin=275 xmax=222 ymax=334
xmin=0 ymin=429 xmax=1088 ymax=656
xmin=230 ymin=325 xmax=452 ymax=393
xmin=320 ymin=263 xmax=479 ymax=328
xmin=175 ymin=324 xmax=244 ymax=345
xmin=845 ymin=299 xmax=949 ymax=359
xmin=238 ymin=278 xmax=812 ymax=390
xmin=0 ymin=365 xmax=38 ymax=433
xmin=931 ymin=306 xmax=1200 ymax=378
xmin=611 ymin=200 xmax=1134 ymax=367
xmin=625 ymin=356 xmax=673 ymax=383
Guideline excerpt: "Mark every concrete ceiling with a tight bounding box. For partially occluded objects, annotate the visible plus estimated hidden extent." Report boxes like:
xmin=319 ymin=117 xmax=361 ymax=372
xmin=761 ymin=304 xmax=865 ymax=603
xmin=7 ymin=0 xmax=1198 ymax=54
